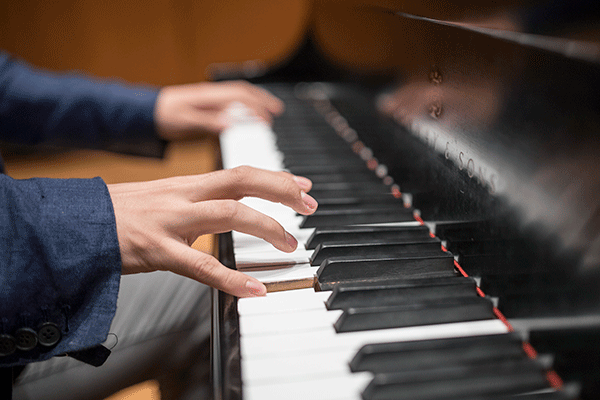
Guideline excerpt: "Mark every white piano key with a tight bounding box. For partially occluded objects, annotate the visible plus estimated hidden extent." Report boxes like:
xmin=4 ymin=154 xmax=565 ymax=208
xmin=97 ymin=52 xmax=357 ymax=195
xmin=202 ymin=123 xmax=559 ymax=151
xmin=240 ymin=263 xmax=318 ymax=283
xmin=241 ymin=319 xmax=509 ymax=359
xmin=244 ymin=372 xmax=371 ymax=400
xmin=234 ymin=244 xmax=312 ymax=258
xmin=232 ymin=228 xmax=314 ymax=249
xmin=221 ymin=123 xmax=283 ymax=170
xmin=235 ymin=249 xmax=312 ymax=268
xmin=242 ymin=349 xmax=353 ymax=384
xmin=238 ymin=288 xmax=330 ymax=316
xmin=239 ymin=308 xmax=343 ymax=336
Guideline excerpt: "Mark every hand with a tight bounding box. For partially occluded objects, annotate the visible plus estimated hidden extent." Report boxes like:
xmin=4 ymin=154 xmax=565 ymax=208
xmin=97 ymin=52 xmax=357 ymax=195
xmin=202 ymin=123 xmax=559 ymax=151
xmin=107 ymin=166 xmax=317 ymax=297
xmin=153 ymin=80 xmax=285 ymax=140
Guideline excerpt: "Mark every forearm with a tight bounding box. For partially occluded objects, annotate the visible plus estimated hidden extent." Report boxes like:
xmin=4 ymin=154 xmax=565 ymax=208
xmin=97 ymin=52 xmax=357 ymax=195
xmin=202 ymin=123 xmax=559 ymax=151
xmin=0 ymin=52 xmax=165 ymax=157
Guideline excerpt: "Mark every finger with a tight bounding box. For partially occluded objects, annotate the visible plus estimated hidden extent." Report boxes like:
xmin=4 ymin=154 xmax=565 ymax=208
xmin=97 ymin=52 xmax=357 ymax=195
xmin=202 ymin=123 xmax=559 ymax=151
xmin=189 ymin=166 xmax=317 ymax=215
xmin=166 ymin=241 xmax=267 ymax=297
xmin=180 ymin=106 xmax=266 ymax=135
xmin=220 ymin=104 xmax=274 ymax=128
xmin=214 ymin=82 xmax=283 ymax=121
xmin=232 ymin=81 xmax=285 ymax=116
xmin=190 ymin=199 xmax=298 ymax=252
xmin=188 ymin=109 xmax=229 ymax=134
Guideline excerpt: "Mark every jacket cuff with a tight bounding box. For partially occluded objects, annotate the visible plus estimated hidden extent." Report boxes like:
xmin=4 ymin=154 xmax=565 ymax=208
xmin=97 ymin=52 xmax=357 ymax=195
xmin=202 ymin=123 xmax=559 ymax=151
xmin=0 ymin=175 xmax=121 ymax=367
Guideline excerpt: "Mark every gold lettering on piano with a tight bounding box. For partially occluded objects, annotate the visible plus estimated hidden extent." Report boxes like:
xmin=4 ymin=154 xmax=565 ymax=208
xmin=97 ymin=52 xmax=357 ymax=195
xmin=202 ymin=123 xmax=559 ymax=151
xmin=467 ymin=158 xmax=475 ymax=178
xmin=406 ymin=121 xmax=505 ymax=195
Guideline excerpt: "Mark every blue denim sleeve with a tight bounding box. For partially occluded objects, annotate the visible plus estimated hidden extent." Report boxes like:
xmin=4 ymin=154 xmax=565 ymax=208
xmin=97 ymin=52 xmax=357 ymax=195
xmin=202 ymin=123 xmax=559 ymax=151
xmin=0 ymin=174 xmax=122 ymax=367
xmin=0 ymin=51 xmax=165 ymax=157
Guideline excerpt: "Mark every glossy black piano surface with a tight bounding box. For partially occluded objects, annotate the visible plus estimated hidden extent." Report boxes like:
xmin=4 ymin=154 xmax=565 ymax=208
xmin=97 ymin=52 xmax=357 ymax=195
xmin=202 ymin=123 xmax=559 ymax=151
xmin=212 ymin=1 xmax=600 ymax=399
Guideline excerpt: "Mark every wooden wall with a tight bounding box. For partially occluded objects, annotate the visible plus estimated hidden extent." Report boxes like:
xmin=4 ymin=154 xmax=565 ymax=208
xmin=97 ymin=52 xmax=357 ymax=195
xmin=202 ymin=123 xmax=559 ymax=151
xmin=0 ymin=0 xmax=311 ymax=85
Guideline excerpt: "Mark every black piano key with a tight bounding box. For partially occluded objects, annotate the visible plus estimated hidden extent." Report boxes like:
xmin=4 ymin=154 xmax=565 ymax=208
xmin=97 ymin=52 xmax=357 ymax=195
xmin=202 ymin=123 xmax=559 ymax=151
xmin=309 ymin=181 xmax=392 ymax=193
xmin=299 ymin=172 xmax=381 ymax=184
xmin=287 ymin=164 xmax=371 ymax=175
xmin=302 ymin=193 xmax=401 ymax=207
xmin=325 ymin=276 xmax=478 ymax=310
xmin=334 ymin=296 xmax=494 ymax=332
xmin=279 ymin=143 xmax=356 ymax=152
xmin=361 ymin=358 xmax=549 ymax=400
xmin=350 ymin=333 xmax=525 ymax=373
xmin=306 ymin=225 xmax=430 ymax=249
xmin=300 ymin=206 xmax=414 ymax=228
xmin=317 ymin=255 xmax=456 ymax=290
xmin=283 ymin=152 xmax=359 ymax=167
xmin=283 ymin=155 xmax=367 ymax=168
xmin=277 ymin=143 xmax=350 ymax=153
xmin=310 ymin=240 xmax=442 ymax=266
xmin=308 ymin=187 xmax=394 ymax=200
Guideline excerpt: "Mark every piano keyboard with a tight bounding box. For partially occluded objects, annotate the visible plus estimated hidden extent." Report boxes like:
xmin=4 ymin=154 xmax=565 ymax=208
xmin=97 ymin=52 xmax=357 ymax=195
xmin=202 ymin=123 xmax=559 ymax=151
xmin=219 ymin=83 xmax=574 ymax=400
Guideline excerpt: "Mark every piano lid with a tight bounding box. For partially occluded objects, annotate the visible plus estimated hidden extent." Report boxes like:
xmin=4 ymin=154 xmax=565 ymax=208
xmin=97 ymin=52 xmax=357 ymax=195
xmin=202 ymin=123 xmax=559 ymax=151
xmin=295 ymin=1 xmax=600 ymax=277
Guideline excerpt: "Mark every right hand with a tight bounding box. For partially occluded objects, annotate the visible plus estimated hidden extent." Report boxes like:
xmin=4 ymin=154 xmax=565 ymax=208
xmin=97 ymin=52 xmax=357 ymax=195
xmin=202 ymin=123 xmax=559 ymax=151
xmin=107 ymin=166 xmax=317 ymax=297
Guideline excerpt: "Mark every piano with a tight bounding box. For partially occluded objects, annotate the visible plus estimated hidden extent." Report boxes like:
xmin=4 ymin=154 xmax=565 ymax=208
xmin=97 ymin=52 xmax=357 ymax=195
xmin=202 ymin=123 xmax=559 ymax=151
xmin=212 ymin=1 xmax=600 ymax=399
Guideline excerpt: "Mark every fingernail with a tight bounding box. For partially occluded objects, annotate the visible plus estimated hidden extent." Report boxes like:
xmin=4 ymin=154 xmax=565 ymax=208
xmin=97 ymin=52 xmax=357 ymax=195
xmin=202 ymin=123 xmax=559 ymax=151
xmin=301 ymin=191 xmax=318 ymax=211
xmin=246 ymin=280 xmax=267 ymax=297
xmin=285 ymin=231 xmax=298 ymax=250
xmin=293 ymin=176 xmax=312 ymax=191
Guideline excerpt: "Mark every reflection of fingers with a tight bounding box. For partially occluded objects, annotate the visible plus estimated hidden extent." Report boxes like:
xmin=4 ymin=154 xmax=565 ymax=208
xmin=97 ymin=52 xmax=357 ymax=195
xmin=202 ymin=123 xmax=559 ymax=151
xmin=167 ymin=242 xmax=267 ymax=297
xmin=191 ymin=166 xmax=317 ymax=215
xmin=192 ymin=200 xmax=297 ymax=252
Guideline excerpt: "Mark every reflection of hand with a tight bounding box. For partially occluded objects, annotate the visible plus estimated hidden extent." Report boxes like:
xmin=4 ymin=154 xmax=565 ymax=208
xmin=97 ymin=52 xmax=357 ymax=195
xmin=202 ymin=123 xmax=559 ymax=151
xmin=154 ymin=80 xmax=285 ymax=140
xmin=108 ymin=166 xmax=316 ymax=297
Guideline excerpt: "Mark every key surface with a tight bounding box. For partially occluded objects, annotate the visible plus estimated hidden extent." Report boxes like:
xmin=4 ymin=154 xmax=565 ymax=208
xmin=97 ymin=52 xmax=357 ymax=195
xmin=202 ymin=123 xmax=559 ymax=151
xmin=349 ymin=332 xmax=525 ymax=373
xmin=362 ymin=359 xmax=549 ymax=400
xmin=317 ymin=254 xmax=456 ymax=290
xmin=325 ymin=276 xmax=477 ymax=310
xmin=306 ymin=225 xmax=430 ymax=249
xmin=334 ymin=296 xmax=494 ymax=332
xmin=310 ymin=239 xmax=441 ymax=266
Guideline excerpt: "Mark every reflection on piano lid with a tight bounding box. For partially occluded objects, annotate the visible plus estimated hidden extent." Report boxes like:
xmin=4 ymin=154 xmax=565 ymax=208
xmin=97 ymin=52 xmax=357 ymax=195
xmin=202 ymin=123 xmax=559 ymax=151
xmin=212 ymin=2 xmax=600 ymax=400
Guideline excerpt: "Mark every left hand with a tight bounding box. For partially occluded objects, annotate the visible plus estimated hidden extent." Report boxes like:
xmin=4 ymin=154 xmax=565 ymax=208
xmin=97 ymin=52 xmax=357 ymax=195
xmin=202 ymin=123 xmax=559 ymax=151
xmin=153 ymin=80 xmax=284 ymax=140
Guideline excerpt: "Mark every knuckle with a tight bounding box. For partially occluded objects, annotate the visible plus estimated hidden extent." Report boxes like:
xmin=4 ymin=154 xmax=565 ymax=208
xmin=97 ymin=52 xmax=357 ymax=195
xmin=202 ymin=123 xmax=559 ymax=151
xmin=190 ymin=254 xmax=218 ymax=282
xmin=220 ymin=272 xmax=237 ymax=292
xmin=280 ymin=177 xmax=301 ymax=198
xmin=191 ymin=255 xmax=236 ymax=291
xmin=229 ymin=165 xmax=252 ymax=185
xmin=269 ymin=221 xmax=287 ymax=242
xmin=219 ymin=200 xmax=240 ymax=221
